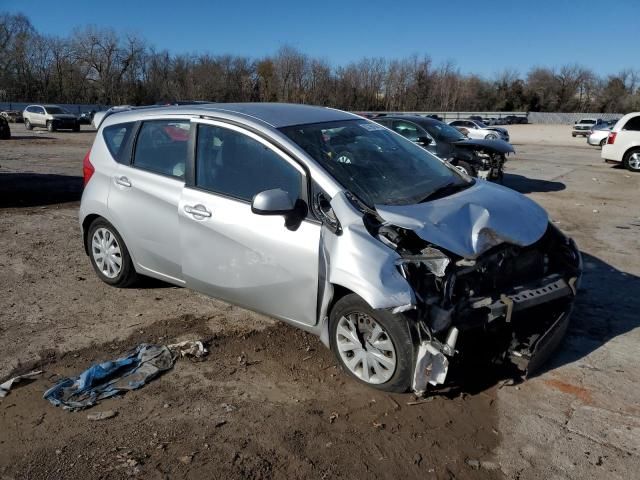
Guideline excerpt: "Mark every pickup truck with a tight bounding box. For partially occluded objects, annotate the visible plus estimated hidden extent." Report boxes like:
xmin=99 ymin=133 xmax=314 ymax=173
xmin=572 ymin=118 xmax=603 ymax=137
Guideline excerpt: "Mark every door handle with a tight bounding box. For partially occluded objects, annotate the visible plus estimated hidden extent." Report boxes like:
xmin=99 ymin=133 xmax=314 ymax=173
xmin=114 ymin=176 xmax=132 ymax=188
xmin=184 ymin=204 xmax=212 ymax=218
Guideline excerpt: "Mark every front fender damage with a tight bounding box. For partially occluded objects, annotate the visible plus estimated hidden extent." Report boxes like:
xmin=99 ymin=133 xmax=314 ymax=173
xmin=317 ymin=192 xmax=456 ymax=394
xmin=318 ymin=189 xmax=581 ymax=396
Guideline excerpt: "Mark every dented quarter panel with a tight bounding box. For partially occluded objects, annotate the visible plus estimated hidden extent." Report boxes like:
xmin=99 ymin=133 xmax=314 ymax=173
xmin=375 ymin=181 xmax=549 ymax=258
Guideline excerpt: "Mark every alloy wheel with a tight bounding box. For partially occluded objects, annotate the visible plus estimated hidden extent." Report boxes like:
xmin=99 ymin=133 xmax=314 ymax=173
xmin=335 ymin=312 xmax=397 ymax=384
xmin=628 ymin=152 xmax=640 ymax=171
xmin=91 ymin=227 xmax=122 ymax=279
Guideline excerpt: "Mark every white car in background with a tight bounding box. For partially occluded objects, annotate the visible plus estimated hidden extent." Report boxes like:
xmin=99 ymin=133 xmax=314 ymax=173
xmin=448 ymin=119 xmax=510 ymax=142
xmin=601 ymin=112 xmax=640 ymax=172
xmin=587 ymin=125 xmax=613 ymax=147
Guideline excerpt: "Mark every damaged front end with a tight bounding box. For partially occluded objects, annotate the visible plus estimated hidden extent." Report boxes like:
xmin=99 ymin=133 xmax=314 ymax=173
xmin=378 ymin=220 xmax=582 ymax=395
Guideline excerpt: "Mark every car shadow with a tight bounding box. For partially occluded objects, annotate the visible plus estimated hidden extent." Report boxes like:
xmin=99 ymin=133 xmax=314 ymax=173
xmin=502 ymin=173 xmax=566 ymax=193
xmin=0 ymin=172 xmax=82 ymax=207
xmin=432 ymin=251 xmax=639 ymax=397
xmin=7 ymin=135 xmax=56 ymax=140
xmin=533 ymin=251 xmax=640 ymax=375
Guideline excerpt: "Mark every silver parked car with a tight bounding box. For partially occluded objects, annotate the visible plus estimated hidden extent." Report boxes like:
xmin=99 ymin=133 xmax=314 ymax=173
xmin=80 ymin=103 xmax=582 ymax=393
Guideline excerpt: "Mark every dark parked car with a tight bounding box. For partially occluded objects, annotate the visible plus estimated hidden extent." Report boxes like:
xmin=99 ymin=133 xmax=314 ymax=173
xmin=375 ymin=115 xmax=514 ymax=181
xmin=504 ymin=115 xmax=528 ymax=125
xmin=1 ymin=110 xmax=23 ymax=123
xmin=0 ymin=116 xmax=11 ymax=139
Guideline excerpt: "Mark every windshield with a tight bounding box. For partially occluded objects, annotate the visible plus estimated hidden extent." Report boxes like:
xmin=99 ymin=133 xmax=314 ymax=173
xmin=474 ymin=121 xmax=488 ymax=128
xmin=45 ymin=106 xmax=68 ymax=114
xmin=280 ymin=120 xmax=468 ymax=207
xmin=579 ymin=119 xmax=596 ymax=124
xmin=422 ymin=121 xmax=467 ymax=142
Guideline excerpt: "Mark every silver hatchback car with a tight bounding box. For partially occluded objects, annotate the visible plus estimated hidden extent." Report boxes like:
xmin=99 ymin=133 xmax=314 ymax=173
xmin=80 ymin=103 xmax=582 ymax=393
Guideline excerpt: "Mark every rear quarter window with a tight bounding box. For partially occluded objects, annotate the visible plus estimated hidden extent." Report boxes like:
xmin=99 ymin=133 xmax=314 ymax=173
xmin=103 ymin=122 xmax=136 ymax=164
xmin=622 ymin=116 xmax=640 ymax=131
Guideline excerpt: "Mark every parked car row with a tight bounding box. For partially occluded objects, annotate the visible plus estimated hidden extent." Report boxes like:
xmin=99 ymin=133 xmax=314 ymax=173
xmin=448 ymin=119 xmax=510 ymax=142
xmin=467 ymin=115 xmax=528 ymax=125
xmin=1 ymin=105 xmax=97 ymax=131
xmin=572 ymin=118 xmax=618 ymax=138
xmin=374 ymin=115 xmax=513 ymax=181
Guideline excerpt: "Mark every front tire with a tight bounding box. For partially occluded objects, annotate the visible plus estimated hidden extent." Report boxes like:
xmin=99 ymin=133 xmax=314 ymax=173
xmin=87 ymin=218 xmax=138 ymax=287
xmin=599 ymin=138 xmax=606 ymax=148
xmin=485 ymin=133 xmax=498 ymax=140
xmin=623 ymin=148 xmax=640 ymax=173
xmin=24 ymin=119 xmax=33 ymax=130
xmin=455 ymin=160 xmax=477 ymax=177
xmin=329 ymin=294 xmax=414 ymax=392
xmin=47 ymin=121 xmax=55 ymax=132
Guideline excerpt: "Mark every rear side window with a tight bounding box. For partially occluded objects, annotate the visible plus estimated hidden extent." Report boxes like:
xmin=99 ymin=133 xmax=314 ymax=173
xmin=623 ymin=116 xmax=640 ymax=131
xmin=195 ymin=124 xmax=301 ymax=202
xmin=103 ymin=122 xmax=135 ymax=164
xmin=133 ymin=120 xmax=190 ymax=179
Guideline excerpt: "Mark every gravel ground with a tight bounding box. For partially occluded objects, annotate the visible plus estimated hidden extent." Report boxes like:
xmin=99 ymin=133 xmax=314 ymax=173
xmin=0 ymin=123 xmax=638 ymax=479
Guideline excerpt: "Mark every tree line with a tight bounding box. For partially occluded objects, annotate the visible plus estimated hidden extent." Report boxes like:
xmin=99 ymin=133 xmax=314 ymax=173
xmin=1 ymin=12 xmax=639 ymax=113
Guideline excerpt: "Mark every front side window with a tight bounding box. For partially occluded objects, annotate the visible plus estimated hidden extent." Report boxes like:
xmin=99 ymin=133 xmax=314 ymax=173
xmin=281 ymin=119 xmax=468 ymax=207
xmin=195 ymin=124 xmax=302 ymax=202
xmin=133 ymin=119 xmax=190 ymax=179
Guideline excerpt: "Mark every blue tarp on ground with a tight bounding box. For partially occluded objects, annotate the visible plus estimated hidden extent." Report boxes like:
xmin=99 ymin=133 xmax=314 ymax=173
xmin=43 ymin=344 xmax=174 ymax=410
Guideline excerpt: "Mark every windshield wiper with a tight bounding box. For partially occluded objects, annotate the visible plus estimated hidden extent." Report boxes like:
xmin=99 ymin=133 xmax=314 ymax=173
xmin=420 ymin=180 xmax=473 ymax=202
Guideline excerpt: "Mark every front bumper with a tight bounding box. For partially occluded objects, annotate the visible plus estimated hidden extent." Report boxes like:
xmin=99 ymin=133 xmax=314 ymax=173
xmin=52 ymin=118 xmax=78 ymax=129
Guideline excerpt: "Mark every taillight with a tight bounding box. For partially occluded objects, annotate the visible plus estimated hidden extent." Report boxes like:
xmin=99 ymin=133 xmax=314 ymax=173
xmin=83 ymin=149 xmax=94 ymax=187
xmin=607 ymin=132 xmax=617 ymax=145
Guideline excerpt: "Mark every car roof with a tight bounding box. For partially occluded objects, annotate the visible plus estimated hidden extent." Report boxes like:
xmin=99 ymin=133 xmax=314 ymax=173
xmin=375 ymin=114 xmax=441 ymax=126
xmin=104 ymin=103 xmax=359 ymax=128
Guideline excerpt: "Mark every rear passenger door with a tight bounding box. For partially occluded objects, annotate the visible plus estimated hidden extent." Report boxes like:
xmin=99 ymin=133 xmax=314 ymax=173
xmin=178 ymin=119 xmax=321 ymax=326
xmin=107 ymin=118 xmax=191 ymax=284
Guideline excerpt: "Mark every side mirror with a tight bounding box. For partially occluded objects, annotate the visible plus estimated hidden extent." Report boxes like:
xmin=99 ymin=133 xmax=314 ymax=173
xmin=417 ymin=136 xmax=432 ymax=146
xmin=251 ymin=188 xmax=296 ymax=216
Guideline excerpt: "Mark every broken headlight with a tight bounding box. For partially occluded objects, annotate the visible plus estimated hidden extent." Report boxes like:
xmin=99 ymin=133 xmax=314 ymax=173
xmin=397 ymin=246 xmax=451 ymax=278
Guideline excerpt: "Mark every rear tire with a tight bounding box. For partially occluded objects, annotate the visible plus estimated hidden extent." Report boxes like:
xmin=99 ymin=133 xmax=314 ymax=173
xmin=623 ymin=148 xmax=640 ymax=173
xmin=87 ymin=218 xmax=139 ymax=287
xmin=599 ymin=138 xmax=606 ymax=148
xmin=24 ymin=119 xmax=33 ymax=130
xmin=329 ymin=294 xmax=414 ymax=393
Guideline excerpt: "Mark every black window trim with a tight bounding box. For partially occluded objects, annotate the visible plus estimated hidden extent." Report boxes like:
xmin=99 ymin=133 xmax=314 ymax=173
xmin=128 ymin=117 xmax=192 ymax=182
xmin=187 ymin=117 xmax=319 ymax=223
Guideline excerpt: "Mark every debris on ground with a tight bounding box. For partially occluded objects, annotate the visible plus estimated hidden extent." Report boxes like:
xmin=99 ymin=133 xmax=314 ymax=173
xmin=87 ymin=410 xmax=118 ymax=421
xmin=43 ymin=344 xmax=174 ymax=410
xmin=168 ymin=340 xmax=208 ymax=360
xmin=0 ymin=370 xmax=42 ymax=398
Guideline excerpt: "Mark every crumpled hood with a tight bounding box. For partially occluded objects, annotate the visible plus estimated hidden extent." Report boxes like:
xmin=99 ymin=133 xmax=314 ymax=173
xmin=375 ymin=180 xmax=548 ymax=258
xmin=453 ymin=138 xmax=514 ymax=155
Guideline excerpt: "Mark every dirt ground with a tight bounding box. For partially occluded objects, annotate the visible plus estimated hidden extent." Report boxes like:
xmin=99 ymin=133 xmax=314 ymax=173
xmin=0 ymin=123 xmax=638 ymax=479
